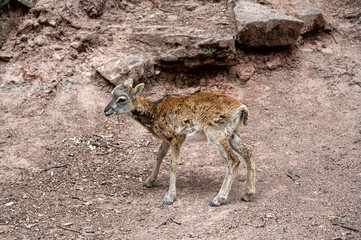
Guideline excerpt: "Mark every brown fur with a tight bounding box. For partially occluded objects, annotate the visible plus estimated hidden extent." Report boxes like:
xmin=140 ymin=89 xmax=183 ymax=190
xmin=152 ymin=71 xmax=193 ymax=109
xmin=104 ymin=79 xmax=255 ymax=206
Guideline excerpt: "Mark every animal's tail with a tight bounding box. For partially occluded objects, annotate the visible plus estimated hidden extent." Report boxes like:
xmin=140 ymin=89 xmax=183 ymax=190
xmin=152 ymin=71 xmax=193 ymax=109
xmin=240 ymin=105 xmax=249 ymax=126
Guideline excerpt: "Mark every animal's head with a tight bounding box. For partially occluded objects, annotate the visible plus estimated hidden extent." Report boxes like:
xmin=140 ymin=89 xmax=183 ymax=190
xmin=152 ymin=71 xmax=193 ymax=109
xmin=104 ymin=78 xmax=145 ymax=117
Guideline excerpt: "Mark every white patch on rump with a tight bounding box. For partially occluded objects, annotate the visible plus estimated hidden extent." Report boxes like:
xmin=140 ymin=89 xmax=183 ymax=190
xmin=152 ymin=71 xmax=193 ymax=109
xmin=185 ymin=130 xmax=208 ymax=142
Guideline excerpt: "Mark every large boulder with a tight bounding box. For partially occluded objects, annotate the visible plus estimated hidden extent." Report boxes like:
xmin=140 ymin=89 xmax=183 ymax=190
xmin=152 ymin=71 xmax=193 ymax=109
xmin=233 ymin=2 xmax=304 ymax=47
xmin=92 ymin=54 xmax=154 ymax=85
xmin=292 ymin=7 xmax=326 ymax=35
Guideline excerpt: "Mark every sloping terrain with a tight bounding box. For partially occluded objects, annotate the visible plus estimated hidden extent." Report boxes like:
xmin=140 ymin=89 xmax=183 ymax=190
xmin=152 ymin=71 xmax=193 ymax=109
xmin=0 ymin=0 xmax=360 ymax=239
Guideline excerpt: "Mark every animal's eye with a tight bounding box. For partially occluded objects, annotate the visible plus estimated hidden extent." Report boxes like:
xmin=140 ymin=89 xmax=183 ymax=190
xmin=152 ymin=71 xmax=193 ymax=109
xmin=117 ymin=97 xmax=127 ymax=103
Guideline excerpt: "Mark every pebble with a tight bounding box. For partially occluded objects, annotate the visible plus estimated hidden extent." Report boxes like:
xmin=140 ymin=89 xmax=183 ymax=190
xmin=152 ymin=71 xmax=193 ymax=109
xmin=300 ymin=48 xmax=313 ymax=53
xmin=33 ymin=35 xmax=47 ymax=46
xmin=5 ymin=202 xmax=15 ymax=207
xmin=321 ymin=48 xmax=333 ymax=55
xmin=53 ymin=53 xmax=64 ymax=61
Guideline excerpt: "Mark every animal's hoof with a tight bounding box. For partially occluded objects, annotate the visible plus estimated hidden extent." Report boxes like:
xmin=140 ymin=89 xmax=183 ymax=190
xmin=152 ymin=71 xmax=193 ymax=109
xmin=209 ymin=202 xmax=220 ymax=207
xmin=142 ymin=183 xmax=151 ymax=188
xmin=162 ymin=201 xmax=173 ymax=206
xmin=241 ymin=196 xmax=250 ymax=202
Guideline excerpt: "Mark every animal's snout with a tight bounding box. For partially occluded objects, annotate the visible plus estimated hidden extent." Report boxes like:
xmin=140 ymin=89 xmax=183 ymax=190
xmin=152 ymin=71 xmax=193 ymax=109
xmin=104 ymin=107 xmax=112 ymax=116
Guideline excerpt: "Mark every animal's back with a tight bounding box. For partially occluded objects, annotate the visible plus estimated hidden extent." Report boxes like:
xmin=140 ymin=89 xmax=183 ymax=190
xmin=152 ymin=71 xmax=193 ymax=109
xmin=156 ymin=92 xmax=244 ymax=120
xmin=153 ymin=92 xmax=246 ymax=141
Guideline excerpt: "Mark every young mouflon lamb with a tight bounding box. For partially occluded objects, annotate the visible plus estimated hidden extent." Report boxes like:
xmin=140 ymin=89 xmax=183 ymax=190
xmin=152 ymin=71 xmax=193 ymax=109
xmin=104 ymin=79 xmax=255 ymax=206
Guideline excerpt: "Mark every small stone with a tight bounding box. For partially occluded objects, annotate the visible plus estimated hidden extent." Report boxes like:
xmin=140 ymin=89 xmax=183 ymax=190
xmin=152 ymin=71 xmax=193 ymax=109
xmin=73 ymin=138 xmax=81 ymax=145
xmin=61 ymin=222 xmax=73 ymax=228
xmin=266 ymin=57 xmax=282 ymax=70
xmin=28 ymin=40 xmax=35 ymax=47
xmin=185 ymin=4 xmax=198 ymax=11
xmin=20 ymin=35 xmax=28 ymax=42
xmin=237 ymin=64 xmax=256 ymax=81
xmin=53 ymin=53 xmax=63 ymax=61
xmin=37 ymin=15 xmax=47 ymax=25
xmin=17 ymin=19 xmax=38 ymax=35
xmin=26 ymin=223 xmax=38 ymax=229
xmin=70 ymin=41 xmax=83 ymax=50
xmin=300 ymin=48 xmax=313 ymax=53
xmin=5 ymin=202 xmax=15 ymax=207
xmin=47 ymin=19 xmax=57 ymax=28
xmin=33 ymin=35 xmax=47 ymax=46
xmin=321 ymin=47 xmax=333 ymax=55
xmin=52 ymin=44 xmax=63 ymax=50
xmin=0 ymin=53 xmax=12 ymax=62
xmin=80 ymin=0 xmax=106 ymax=18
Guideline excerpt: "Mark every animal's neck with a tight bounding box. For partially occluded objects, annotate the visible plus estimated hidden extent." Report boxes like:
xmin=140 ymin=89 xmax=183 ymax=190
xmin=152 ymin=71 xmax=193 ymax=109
xmin=130 ymin=96 xmax=156 ymax=132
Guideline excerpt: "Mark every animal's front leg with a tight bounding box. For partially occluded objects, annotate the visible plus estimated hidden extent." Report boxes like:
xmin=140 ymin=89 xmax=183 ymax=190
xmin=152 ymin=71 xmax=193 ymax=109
xmin=143 ymin=141 xmax=170 ymax=188
xmin=163 ymin=143 xmax=181 ymax=205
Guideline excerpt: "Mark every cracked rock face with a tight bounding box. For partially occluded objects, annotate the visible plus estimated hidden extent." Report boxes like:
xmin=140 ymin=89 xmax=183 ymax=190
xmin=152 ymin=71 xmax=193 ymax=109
xmin=233 ymin=2 xmax=304 ymax=47
xmin=155 ymin=35 xmax=238 ymax=70
xmin=92 ymin=2 xmax=325 ymax=82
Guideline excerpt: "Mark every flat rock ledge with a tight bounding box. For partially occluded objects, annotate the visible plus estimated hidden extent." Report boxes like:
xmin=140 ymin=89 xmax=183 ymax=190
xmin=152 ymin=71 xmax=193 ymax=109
xmin=155 ymin=36 xmax=237 ymax=70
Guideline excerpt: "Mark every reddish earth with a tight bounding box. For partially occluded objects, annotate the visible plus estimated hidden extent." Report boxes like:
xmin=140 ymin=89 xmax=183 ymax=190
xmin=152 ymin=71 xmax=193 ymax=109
xmin=0 ymin=0 xmax=360 ymax=239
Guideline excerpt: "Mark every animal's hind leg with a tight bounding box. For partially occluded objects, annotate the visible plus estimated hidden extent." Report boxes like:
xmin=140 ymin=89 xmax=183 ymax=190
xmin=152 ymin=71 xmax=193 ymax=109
xmin=210 ymin=137 xmax=240 ymax=206
xmin=229 ymin=133 xmax=255 ymax=202
xmin=143 ymin=141 xmax=170 ymax=188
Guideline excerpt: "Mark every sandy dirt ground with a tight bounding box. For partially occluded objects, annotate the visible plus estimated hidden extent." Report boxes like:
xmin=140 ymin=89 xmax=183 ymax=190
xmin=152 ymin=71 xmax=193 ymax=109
xmin=0 ymin=0 xmax=360 ymax=239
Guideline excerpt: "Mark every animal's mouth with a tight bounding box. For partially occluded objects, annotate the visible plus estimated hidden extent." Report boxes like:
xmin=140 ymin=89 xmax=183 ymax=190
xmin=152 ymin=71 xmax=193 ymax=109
xmin=104 ymin=111 xmax=115 ymax=117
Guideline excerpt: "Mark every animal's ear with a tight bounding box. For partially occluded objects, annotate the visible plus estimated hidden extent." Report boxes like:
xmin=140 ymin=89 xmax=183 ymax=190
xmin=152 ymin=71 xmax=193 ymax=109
xmin=111 ymin=85 xmax=122 ymax=97
xmin=124 ymin=78 xmax=134 ymax=88
xmin=131 ymin=83 xmax=145 ymax=97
